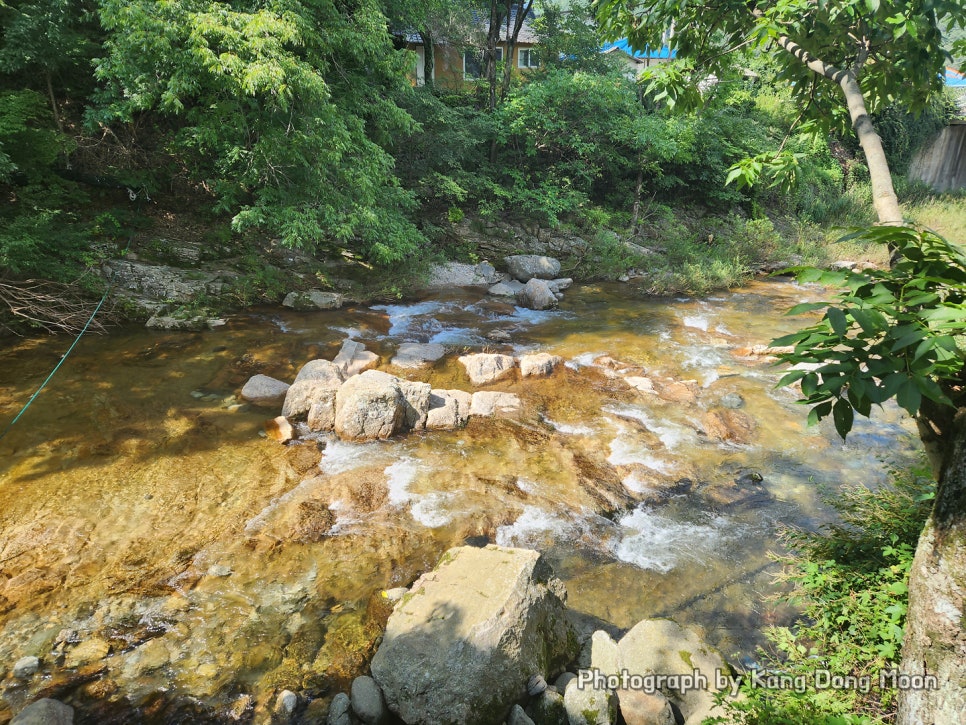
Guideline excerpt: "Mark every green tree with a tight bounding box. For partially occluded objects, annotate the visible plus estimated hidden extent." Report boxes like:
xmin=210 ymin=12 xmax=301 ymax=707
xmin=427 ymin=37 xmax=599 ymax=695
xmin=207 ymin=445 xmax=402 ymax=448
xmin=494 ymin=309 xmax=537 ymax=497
xmin=89 ymin=0 xmax=424 ymax=263
xmin=593 ymin=0 xmax=965 ymax=224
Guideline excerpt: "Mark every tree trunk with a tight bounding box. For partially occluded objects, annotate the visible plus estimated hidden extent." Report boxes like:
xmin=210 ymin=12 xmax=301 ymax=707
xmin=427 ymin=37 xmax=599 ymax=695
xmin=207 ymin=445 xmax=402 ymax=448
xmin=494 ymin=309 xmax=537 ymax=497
xmin=898 ymin=409 xmax=966 ymax=725
xmin=45 ymin=70 xmax=64 ymax=134
xmin=421 ymin=29 xmax=435 ymax=90
xmin=772 ymin=33 xmax=902 ymax=225
xmin=498 ymin=0 xmax=533 ymax=104
xmin=630 ymin=169 xmax=644 ymax=232
xmin=485 ymin=1 xmax=503 ymax=113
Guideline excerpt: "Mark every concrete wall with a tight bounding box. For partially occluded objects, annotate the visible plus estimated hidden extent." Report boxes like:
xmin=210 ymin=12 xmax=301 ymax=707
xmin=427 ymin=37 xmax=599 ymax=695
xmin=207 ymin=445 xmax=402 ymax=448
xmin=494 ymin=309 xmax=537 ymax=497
xmin=908 ymin=123 xmax=966 ymax=192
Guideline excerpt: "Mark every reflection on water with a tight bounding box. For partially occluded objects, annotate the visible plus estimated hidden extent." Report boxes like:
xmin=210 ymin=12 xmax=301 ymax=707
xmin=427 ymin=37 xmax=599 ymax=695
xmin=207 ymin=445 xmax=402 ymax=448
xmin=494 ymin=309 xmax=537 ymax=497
xmin=0 ymin=279 xmax=921 ymax=721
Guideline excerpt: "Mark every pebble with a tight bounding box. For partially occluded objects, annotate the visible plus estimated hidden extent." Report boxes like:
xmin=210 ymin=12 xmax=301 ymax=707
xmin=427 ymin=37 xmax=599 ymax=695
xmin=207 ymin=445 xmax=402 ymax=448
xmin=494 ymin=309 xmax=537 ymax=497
xmin=12 ymin=656 xmax=40 ymax=678
xmin=350 ymin=675 xmax=387 ymax=724
xmin=327 ymin=692 xmax=351 ymax=725
xmin=527 ymin=673 xmax=547 ymax=696
xmin=275 ymin=689 xmax=298 ymax=714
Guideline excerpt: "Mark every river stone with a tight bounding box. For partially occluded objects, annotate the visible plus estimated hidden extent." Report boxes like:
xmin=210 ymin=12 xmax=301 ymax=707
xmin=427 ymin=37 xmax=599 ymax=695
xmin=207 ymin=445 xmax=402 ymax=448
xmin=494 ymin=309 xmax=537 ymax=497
xmin=517 ymin=279 xmax=557 ymax=311
xmin=424 ymin=261 xmax=504 ymax=288
xmin=507 ymin=704 xmax=536 ymax=725
xmin=470 ymin=391 xmax=521 ymax=417
xmin=488 ymin=281 xmax=522 ymax=297
xmin=425 ymin=389 xmax=472 ymax=430
xmin=519 ymin=353 xmax=562 ymax=377
xmin=275 ymin=689 xmax=299 ymax=714
xmin=334 ymin=370 xmax=405 ymax=440
xmin=327 ymin=692 xmax=352 ymax=725
xmin=702 ymin=409 xmax=757 ymax=444
xmin=12 ymin=655 xmax=39 ymax=679
xmin=240 ymin=374 xmax=290 ymax=406
xmin=264 ymin=416 xmax=295 ymax=443
xmin=505 ymin=255 xmax=561 ymax=282
xmin=64 ymin=637 xmax=110 ymax=668
xmin=282 ymin=289 xmax=344 ymax=310
xmin=720 ymin=392 xmax=745 ymax=409
xmin=370 ymin=545 xmax=577 ymax=725
xmin=590 ymin=630 xmax=620 ymax=677
xmin=351 ymin=675 xmax=388 ymax=724
xmin=563 ymin=678 xmax=618 ymax=725
xmin=282 ymin=378 xmax=343 ymax=419
xmin=121 ymin=637 xmax=170 ymax=679
xmin=294 ymin=359 xmax=345 ymax=386
xmin=624 ymin=376 xmax=655 ymax=394
xmin=307 ymin=395 xmax=337 ymax=432
xmin=11 ymin=698 xmax=74 ymax=725
xmin=618 ymin=690 xmax=676 ymax=725
xmin=458 ymin=353 xmax=516 ymax=386
xmin=528 ymin=687 xmax=567 ymax=725
xmin=616 ymin=619 xmax=727 ymax=725
xmin=548 ymin=278 xmax=573 ymax=292
xmin=392 ymin=343 xmax=446 ymax=369
xmin=333 ymin=339 xmax=380 ymax=378
xmin=399 ymin=380 xmax=432 ymax=431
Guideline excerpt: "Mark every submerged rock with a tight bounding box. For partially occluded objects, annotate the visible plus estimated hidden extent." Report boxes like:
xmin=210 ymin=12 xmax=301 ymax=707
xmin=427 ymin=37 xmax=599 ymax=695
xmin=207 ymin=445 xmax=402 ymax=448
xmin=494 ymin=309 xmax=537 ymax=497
xmin=12 ymin=656 xmax=40 ymax=679
xmin=458 ymin=353 xmax=516 ymax=386
xmin=392 ymin=343 xmax=446 ymax=369
xmin=370 ymin=545 xmax=577 ymax=725
xmin=240 ymin=374 xmax=291 ymax=407
xmin=505 ymin=255 xmax=561 ymax=282
xmin=11 ymin=698 xmax=74 ymax=725
xmin=702 ymin=409 xmax=757 ymax=444
xmin=470 ymin=391 xmax=521 ymax=417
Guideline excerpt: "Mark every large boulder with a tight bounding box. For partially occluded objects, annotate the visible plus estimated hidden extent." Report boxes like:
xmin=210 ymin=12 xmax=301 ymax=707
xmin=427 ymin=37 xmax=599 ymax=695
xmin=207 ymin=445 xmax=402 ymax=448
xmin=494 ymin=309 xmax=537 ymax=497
xmin=333 ymin=339 xmax=380 ymax=378
xmin=425 ymin=390 xmax=472 ymax=430
xmin=505 ymin=255 xmax=561 ymax=282
xmin=488 ymin=280 xmax=524 ymax=298
xmin=392 ymin=343 xmax=447 ymax=369
xmin=517 ymin=279 xmax=557 ymax=311
xmin=294 ymin=359 xmax=345 ymax=385
xmin=334 ymin=370 xmax=406 ymax=440
xmin=370 ymin=545 xmax=577 ymax=725
xmin=458 ymin=353 xmax=516 ymax=386
xmin=282 ymin=359 xmax=345 ymax=419
xmin=615 ymin=619 xmax=728 ymax=725
xmin=240 ymin=374 xmax=290 ymax=406
xmin=282 ymin=289 xmax=344 ymax=310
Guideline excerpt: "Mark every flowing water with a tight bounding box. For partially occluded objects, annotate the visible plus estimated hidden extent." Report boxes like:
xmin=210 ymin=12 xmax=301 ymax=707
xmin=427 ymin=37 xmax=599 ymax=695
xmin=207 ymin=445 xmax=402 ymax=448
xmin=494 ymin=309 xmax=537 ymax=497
xmin=0 ymin=279 xmax=921 ymax=722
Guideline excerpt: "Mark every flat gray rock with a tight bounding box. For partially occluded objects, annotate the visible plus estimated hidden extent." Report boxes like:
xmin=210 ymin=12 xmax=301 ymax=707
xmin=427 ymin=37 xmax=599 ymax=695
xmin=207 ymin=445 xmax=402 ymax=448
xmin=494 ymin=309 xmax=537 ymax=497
xmin=392 ymin=343 xmax=446 ymax=369
xmin=240 ymin=374 xmax=291 ymax=406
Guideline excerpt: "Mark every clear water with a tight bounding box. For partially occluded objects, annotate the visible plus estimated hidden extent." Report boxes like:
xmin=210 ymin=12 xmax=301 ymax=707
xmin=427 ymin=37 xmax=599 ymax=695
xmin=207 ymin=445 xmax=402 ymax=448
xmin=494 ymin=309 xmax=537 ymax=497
xmin=0 ymin=280 xmax=921 ymax=721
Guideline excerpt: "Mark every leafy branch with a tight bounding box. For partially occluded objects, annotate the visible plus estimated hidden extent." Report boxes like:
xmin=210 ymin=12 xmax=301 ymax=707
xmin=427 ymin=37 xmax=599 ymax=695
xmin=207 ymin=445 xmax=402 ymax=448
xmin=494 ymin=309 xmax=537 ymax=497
xmin=773 ymin=225 xmax=966 ymax=439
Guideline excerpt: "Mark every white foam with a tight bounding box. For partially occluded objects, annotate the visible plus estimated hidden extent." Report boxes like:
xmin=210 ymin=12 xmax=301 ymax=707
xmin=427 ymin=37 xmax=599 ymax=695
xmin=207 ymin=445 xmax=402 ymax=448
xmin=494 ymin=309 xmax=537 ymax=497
xmin=613 ymin=506 xmax=732 ymax=572
xmin=546 ymin=418 xmax=595 ymax=436
xmin=495 ymin=506 xmax=572 ymax=548
xmin=621 ymin=472 xmax=657 ymax=494
xmin=384 ymin=459 xmax=420 ymax=506
xmin=603 ymin=405 xmax=691 ymax=450
xmin=515 ymin=477 xmax=540 ymax=494
xmin=607 ymin=435 xmax=674 ymax=473
xmin=243 ymin=476 xmax=327 ymax=534
xmin=410 ymin=494 xmax=455 ymax=528
xmin=565 ymin=352 xmax=607 ymax=370
xmin=371 ymin=301 xmax=448 ymax=336
xmin=682 ymin=315 xmax=709 ymax=331
xmin=320 ymin=440 xmax=384 ymax=475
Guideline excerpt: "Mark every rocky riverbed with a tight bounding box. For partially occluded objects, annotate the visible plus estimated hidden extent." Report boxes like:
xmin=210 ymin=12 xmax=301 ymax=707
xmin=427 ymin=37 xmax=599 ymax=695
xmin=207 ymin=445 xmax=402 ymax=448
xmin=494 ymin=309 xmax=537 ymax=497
xmin=0 ymin=279 xmax=921 ymax=723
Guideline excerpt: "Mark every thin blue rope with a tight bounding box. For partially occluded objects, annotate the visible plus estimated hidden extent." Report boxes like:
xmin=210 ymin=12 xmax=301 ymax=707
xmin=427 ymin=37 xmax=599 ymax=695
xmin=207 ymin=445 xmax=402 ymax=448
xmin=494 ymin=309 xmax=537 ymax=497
xmin=0 ymin=287 xmax=112 ymax=442
xmin=0 ymin=195 xmax=143 ymax=442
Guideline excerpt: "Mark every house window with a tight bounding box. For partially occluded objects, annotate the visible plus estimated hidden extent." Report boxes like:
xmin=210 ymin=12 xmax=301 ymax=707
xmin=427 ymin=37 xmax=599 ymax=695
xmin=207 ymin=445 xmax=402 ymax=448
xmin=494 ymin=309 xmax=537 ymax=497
xmin=518 ymin=48 xmax=539 ymax=68
xmin=463 ymin=48 xmax=503 ymax=80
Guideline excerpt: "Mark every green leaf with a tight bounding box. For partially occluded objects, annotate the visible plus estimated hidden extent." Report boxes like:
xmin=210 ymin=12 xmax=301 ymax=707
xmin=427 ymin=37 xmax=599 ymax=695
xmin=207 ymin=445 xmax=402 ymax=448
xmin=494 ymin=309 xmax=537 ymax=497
xmin=832 ymin=398 xmax=854 ymax=439
xmin=827 ymin=306 xmax=848 ymax=337
xmin=896 ymin=379 xmax=922 ymax=414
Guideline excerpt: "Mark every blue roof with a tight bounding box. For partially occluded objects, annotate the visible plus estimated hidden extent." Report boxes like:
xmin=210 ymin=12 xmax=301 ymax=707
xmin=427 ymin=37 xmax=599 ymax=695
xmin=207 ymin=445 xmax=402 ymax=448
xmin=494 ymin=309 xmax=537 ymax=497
xmin=601 ymin=38 xmax=675 ymax=60
xmin=946 ymin=67 xmax=965 ymax=87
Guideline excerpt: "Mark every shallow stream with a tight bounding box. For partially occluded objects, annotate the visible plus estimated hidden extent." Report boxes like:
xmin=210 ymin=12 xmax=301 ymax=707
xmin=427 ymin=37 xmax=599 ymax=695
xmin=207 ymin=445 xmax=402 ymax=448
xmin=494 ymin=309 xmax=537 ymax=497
xmin=0 ymin=279 xmax=921 ymax=722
